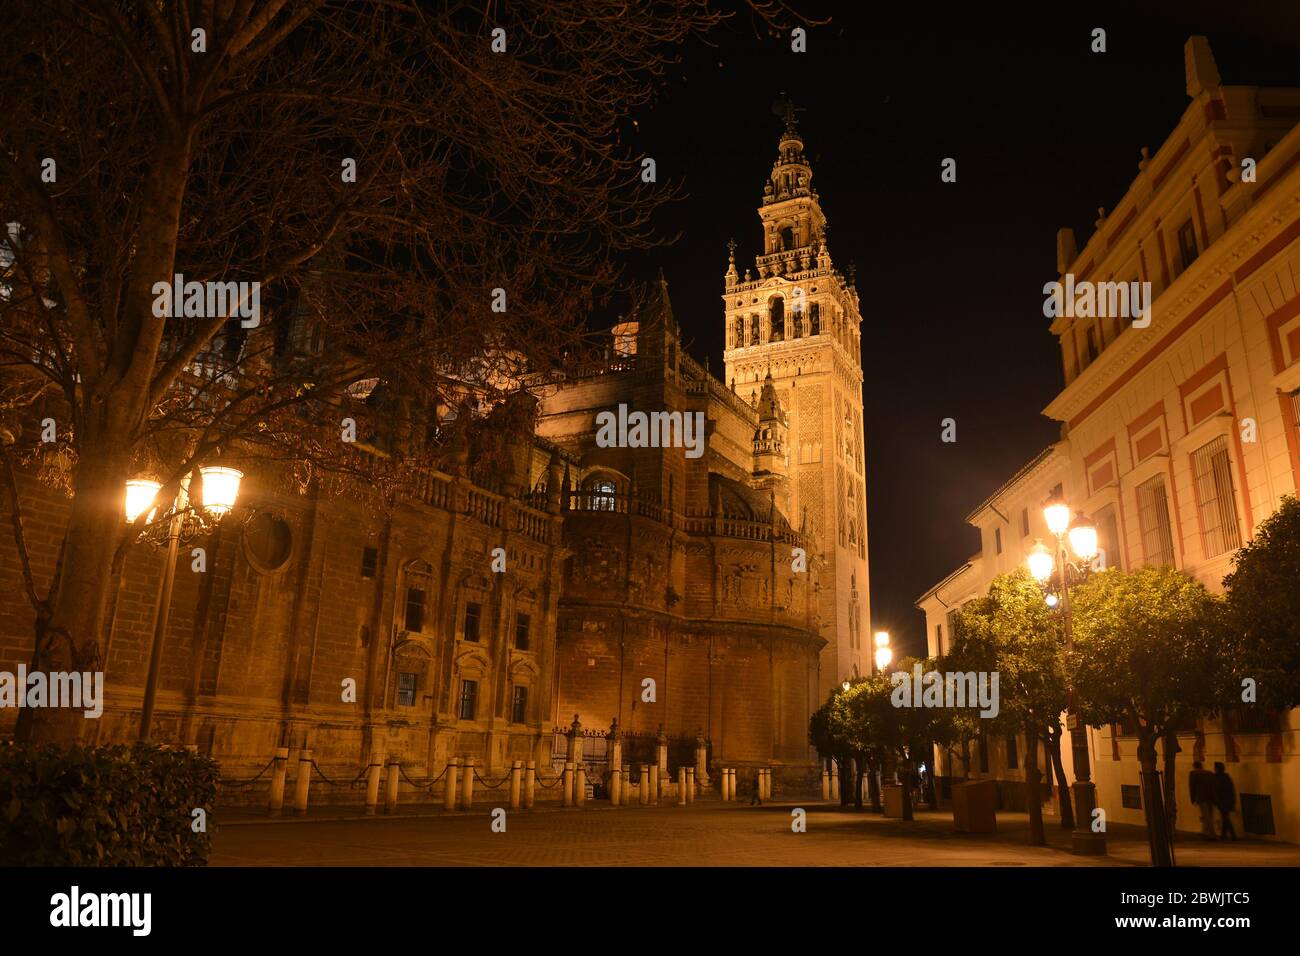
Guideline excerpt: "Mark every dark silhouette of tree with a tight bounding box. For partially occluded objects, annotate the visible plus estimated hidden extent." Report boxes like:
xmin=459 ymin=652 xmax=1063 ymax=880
xmin=0 ymin=0 xmax=799 ymax=743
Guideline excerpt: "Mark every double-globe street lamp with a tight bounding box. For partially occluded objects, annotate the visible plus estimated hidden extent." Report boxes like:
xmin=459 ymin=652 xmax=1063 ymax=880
xmin=1026 ymin=492 xmax=1106 ymax=855
xmin=873 ymin=630 xmax=892 ymax=673
xmin=125 ymin=465 xmax=243 ymax=742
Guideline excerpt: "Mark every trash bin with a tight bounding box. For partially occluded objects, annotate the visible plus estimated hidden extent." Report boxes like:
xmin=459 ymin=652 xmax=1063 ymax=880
xmin=882 ymin=784 xmax=905 ymax=818
xmin=951 ymin=779 xmax=997 ymax=833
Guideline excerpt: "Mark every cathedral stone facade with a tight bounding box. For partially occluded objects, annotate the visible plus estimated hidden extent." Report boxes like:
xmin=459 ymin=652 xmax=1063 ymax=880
xmin=0 ymin=117 xmax=867 ymax=796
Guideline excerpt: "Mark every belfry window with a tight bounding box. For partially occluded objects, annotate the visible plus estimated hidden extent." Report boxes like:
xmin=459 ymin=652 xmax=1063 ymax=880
xmin=749 ymin=315 xmax=759 ymax=346
xmin=810 ymin=303 xmax=820 ymax=335
xmin=769 ymin=297 xmax=784 ymax=342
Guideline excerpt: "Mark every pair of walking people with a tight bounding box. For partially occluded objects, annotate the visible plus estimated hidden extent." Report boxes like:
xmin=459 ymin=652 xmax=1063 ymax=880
xmin=1189 ymin=761 xmax=1238 ymax=841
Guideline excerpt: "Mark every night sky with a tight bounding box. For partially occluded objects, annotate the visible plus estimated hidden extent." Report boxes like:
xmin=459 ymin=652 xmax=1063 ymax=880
xmin=620 ymin=2 xmax=1300 ymax=658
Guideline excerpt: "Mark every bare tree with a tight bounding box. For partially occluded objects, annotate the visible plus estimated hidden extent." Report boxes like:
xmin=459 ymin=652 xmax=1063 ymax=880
xmin=0 ymin=0 xmax=798 ymax=743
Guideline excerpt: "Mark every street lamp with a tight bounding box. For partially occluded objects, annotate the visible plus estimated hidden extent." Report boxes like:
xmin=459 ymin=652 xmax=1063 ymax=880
xmin=124 ymin=479 xmax=162 ymax=524
xmin=873 ymin=630 xmax=892 ymax=673
xmin=1029 ymin=495 xmax=1105 ymax=855
xmin=127 ymin=466 xmax=243 ymax=742
xmin=198 ymin=465 xmax=243 ymax=516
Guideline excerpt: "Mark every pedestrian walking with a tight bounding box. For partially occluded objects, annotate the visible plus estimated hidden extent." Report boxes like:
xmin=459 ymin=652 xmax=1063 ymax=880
xmin=1213 ymin=762 xmax=1238 ymax=841
xmin=1189 ymin=761 xmax=1216 ymax=840
xmin=750 ymin=769 xmax=762 ymax=806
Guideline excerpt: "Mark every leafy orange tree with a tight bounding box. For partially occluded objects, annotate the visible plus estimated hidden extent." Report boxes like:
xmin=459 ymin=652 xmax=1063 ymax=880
xmin=1069 ymin=567 xmax=1235 ymax=866
xmin=947 ymin=570 xmax=1067 ymax=846
xmin=0 ymin=1 xmax=798 ymax=743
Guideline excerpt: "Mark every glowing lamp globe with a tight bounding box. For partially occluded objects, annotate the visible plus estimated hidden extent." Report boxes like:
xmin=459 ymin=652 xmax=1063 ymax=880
xmin=1043 ymin=495 xmax=1071 ymax=537
xmin=874 ymin=630 xmax=890 ymax=648
xmin=874 ymin=646 xmax=893 ymax=671
xmin=1026 ymin=541 xmax=1055 ymax=583
xmin=1068 ymin=514 xmax=1099 ymax=562
xmin=199 ymin=466 xmax=243 ymax=516
xmin=1045 ymin=593 xmax=1059 ymax=608
xmin=124 ymin=479 xmax=162 ymax=523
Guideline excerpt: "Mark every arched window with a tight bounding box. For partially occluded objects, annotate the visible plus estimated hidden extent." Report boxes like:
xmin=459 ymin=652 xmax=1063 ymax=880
xmin=734 ymin=317 xmax=744 ymax=349
xmin=791 ymin=308 xmax=802 ymax=339
xmin=780 ymin=226 xmax=795 ymax=251
xmin=769 ymin=296 xmax=784 ymax=342
xmin=586 ymin=478 xmax=616 ymax=511
xmin=810 ymin=303 xmax=820 ymax=335
xmin=749 ymin=314 xmax=759 ymax=346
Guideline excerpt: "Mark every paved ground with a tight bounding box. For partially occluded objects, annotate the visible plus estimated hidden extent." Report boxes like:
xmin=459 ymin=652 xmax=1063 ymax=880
xmin=209 ymin=800 xmax=1300 ymax=867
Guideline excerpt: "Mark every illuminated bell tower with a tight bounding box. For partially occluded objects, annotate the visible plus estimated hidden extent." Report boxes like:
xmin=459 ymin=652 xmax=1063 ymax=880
xmin=722 ymin=106 xmax=869 ymax=699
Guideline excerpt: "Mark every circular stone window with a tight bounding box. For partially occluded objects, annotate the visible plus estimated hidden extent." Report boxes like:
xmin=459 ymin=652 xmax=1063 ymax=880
xmin=243 ymin=512 xmax=293 ymax=573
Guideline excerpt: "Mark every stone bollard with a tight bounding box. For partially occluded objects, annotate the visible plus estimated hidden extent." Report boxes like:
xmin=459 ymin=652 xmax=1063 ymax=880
xmin=694 ymin=730 xmax=709 ymax=788
xmin=385 ymin=756 xmax=400 ymax=813
xmin=293 ymin=748 xmax=312 ymax=815
xmin=765 ymin=768 xmax=773 ymax=801
xmin=821 ymin=769 xmax=830 ymax=801
xmin=609 ymin=730 xmax=623 ymax=806
xmin=649 ymin=764 xmax=660 ymax=805
xmin=444 ymin=757 xmax=459 ymax=811
xmin=365 ymin=754 xmax=383 ymax=815
xmin=729 ymin=768 xmax=738 ymax=801
xmin=720 ymin=767 xmax=731 ymax=801
xmin=639 ymin=764 xmax=650 ymax=805
xmin=831 ymin=767 xmax=840 ymax=802
xmin=677 ymin=767 xmax=687 ymax=805
xmin=510 ymin=761 xmax=522 ymax=810
xmin=563 ymin=761 xmax=575 ymax=807
xmin=461 ymin=756 xmax=476 ymax=810
xmin=686 ymin=767 xmax=695 ymax=803
xmin=268 ymin=747 xmax=289 ymax=816
xmin=575 ymin=764 xmax=587 ymax=807
xmin=525 ymin=760 xmax=536 ymax=809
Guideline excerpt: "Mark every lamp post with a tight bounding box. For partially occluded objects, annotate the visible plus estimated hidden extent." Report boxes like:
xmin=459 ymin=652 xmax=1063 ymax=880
xmin=129 ymin=465 xmax=242 ymax=742
xmin=873 ymin=631 xmax=892 ymax=674
xmin=1028 ymin=492 xmax=1106 ymax=855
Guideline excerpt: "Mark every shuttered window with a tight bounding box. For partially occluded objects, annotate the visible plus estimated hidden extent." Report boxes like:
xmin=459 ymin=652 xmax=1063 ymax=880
xmin=1136 ymin=475 xmax=1175 ymax=567
xmin=1192 ymin=435 xmax=1241 ymax=558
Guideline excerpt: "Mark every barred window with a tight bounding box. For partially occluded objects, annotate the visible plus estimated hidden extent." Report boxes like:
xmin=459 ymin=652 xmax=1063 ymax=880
xmin=1136 ymin=474 xmax=1175 ymax=567
xmin=1290 ymin=390 xmax=1300 ymax=459
xmin=1192 ymin=435 xmax=1241 ymax=558
xmin=397 ymin=672 xmax=417 ymax=707
xmin=511 ymin=686 xmax=528 ymax=724
xmin=458 ymin=680 xmax=477 ymax=720
xmin=514 ymin=612 xmax=530 ymax=651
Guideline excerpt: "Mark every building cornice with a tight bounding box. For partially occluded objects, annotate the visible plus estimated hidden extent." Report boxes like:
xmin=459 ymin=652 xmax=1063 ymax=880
xmin=1043 ymin=169 xmax=1300 ymax=428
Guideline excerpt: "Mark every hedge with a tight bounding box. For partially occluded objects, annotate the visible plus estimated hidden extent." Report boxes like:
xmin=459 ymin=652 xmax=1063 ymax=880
xmin=0 ymin=742 xmax=218 ymax=866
